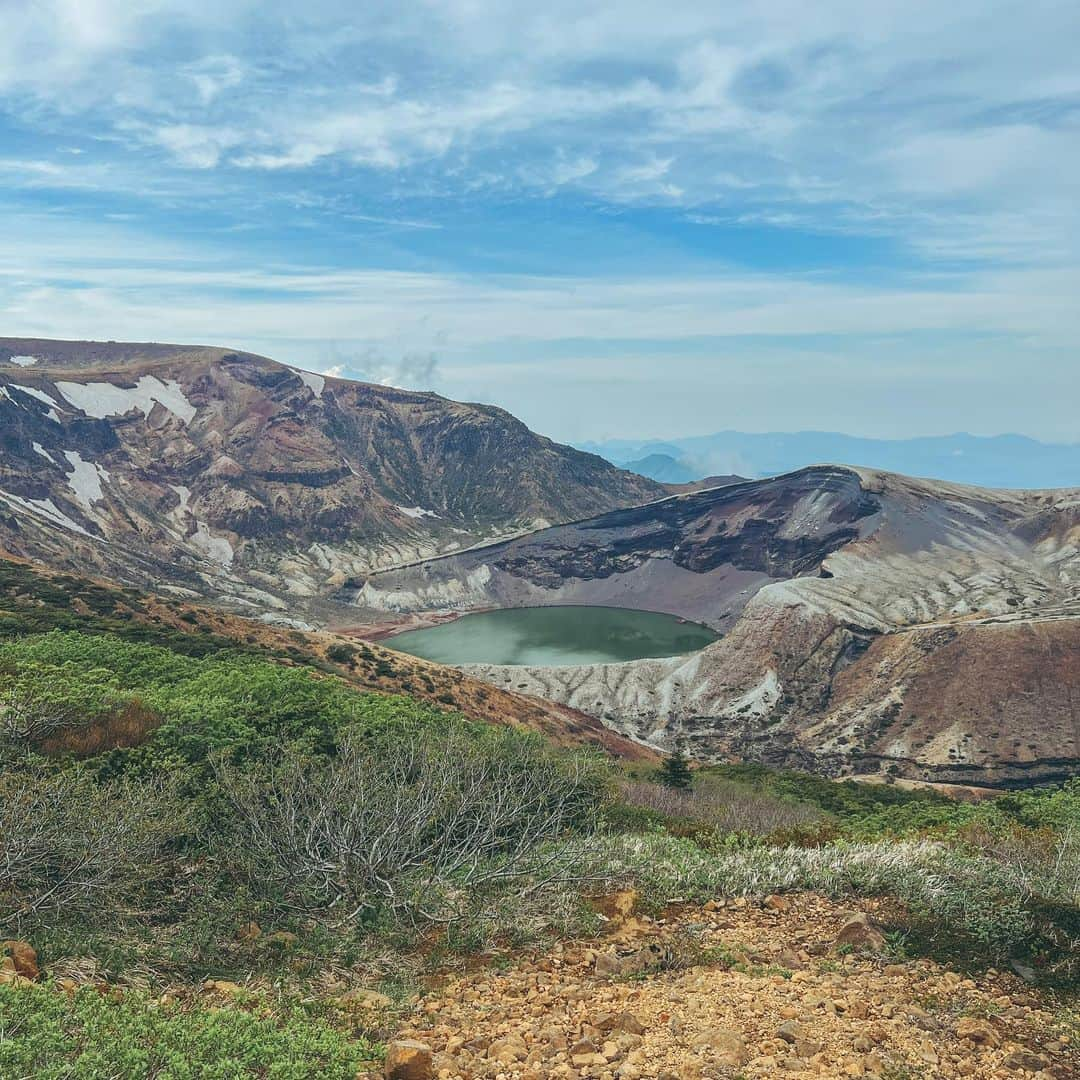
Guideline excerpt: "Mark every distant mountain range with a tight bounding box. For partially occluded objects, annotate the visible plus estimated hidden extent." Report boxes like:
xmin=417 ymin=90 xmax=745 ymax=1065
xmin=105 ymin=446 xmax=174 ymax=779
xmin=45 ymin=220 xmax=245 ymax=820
xmin=580 ymin=431 xmax=1080 ymax=489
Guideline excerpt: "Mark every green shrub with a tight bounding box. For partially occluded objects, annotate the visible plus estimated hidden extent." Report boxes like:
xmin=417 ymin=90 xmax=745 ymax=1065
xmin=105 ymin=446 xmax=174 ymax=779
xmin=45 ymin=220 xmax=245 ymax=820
xmin=0 ymin=983 xmax=377 ymax=1078
xmin=0 ymin=631 xmax=465 ymax=773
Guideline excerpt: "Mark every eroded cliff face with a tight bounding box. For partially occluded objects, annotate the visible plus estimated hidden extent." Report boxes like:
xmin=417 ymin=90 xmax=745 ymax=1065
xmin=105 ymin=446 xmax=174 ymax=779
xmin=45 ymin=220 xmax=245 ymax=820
xmin=344 ymin=466 xmax=880 ymax=626
xmin=0 ymin=338 xmax=660 ymax=619
xmin=361 ymin=466 xmax=1080 ymax=786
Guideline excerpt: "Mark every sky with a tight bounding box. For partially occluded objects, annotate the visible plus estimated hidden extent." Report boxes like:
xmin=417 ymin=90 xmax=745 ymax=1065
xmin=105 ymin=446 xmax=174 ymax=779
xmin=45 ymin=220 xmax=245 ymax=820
xmin=1 ymin=0 xmax=1078 ymax=445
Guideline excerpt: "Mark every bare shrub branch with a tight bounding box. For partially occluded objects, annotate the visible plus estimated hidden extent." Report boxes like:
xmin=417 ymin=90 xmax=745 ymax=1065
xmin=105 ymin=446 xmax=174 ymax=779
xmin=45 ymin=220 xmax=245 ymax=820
xmin=0 ymin=685 xmax=91 ymax=744
xmin=214 ymin=727 xmax=606 ymax=925
xmin=0 ymin=769 xmax=186 ymax=927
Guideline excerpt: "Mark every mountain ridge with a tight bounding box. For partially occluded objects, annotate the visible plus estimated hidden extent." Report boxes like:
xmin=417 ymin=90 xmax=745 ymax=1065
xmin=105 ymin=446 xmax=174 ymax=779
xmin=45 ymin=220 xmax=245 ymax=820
xmin=0 ymin=337 xmax=661 ymax=620
xmin=356 ymin=463 xmax=1080 ymax=787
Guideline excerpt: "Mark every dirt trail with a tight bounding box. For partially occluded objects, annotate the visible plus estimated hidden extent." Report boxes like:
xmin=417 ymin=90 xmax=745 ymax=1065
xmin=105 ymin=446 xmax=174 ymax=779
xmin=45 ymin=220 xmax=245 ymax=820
xmin=375 ymin=894 xmax=1076 ymax=1079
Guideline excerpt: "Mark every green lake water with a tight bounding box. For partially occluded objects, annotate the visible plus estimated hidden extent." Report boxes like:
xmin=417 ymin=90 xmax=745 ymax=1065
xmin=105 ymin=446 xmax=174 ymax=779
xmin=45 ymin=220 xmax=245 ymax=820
xmin=384 ymin=606 xmax=718 ymax=667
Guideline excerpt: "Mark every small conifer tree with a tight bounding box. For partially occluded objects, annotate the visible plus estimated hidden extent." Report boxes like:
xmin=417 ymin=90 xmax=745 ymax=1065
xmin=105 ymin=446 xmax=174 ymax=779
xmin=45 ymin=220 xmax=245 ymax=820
xmin=658 ymin=741 xmax=693 ymax=789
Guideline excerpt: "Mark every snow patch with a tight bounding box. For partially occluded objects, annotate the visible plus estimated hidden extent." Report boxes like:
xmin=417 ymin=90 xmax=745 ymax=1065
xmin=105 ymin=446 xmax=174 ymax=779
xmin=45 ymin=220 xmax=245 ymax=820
xmin=169 ymin=484 xmax=192 ymax=521
xmin=55 ymin=375 xmax=196 ymax=424
xmin=291 ymin=368 xmax=325 ymax=398
xmin=396 ymin=505 xmax=439 ymax=519
xmin=0 ymin=489 xmax=94 ymax=537
xmin=167 ymin=484 xmax=233 ymax=565
xmin=190 ymin=522 xmax=234 ymax=566
xmin=32 ymin=442 xmax=57 ymax=465
xmin=8 ymin=355 xmax=38 ymax=367
xmin=63 ymin=450 xmax=109 ymax=511
xmin=11 ymin=384 xmax=60 ymax=408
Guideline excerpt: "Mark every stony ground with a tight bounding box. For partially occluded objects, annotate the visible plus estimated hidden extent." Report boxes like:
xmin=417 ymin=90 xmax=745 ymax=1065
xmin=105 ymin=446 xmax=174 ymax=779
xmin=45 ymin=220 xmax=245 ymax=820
xmin=371 ymin=893 xmax=1077 ymax=1080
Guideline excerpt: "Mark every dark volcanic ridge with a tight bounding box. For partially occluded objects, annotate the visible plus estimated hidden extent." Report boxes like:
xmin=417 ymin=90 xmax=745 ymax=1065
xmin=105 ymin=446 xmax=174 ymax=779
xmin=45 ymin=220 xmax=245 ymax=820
xmin=350 ymin=465 xmax=1080 ymax=787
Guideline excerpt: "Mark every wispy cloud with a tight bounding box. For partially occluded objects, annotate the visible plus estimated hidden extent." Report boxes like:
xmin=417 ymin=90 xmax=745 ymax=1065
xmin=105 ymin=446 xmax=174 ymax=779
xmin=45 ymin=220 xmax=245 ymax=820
xmin=0 ymin=1 xmax=1077 ymax=442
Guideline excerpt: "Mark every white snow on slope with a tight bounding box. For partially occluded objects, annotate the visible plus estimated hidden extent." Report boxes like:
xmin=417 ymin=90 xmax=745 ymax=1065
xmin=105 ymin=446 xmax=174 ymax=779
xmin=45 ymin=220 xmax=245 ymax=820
xmin=55 ymin=376 xmax=196 ymax=424
xmin=63 ymin=451 xmax=109 ymax=511
xmin=8 ymin=355 xmax=38 ymax=367
xmin=168 ymin=484 xmax=233 ymax=565
xmin=396 ymin=505 xmax=439 ymax=519
xmin=0 ymin=490 xmax=92 ymax=537
xmin=32 ymin=442 xmax=57 ymax=465
xmin=169 ymin=484 xmax=192 ymax=517
xmin=291 ymin=368 xmax=325 ymax=398
xmin=11 ymin=384 xmax=59 ymax=408
xmin=7 ymin=384 xmax=62 ymax=422
xmin=190 ymin=522 xmax=234 ymax=566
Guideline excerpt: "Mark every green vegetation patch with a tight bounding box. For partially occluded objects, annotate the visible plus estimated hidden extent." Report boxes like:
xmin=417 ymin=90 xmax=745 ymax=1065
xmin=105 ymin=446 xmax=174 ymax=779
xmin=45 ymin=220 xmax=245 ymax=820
xmin=0 ymin=630 xmax=462 ymax=772
xmin=0 ymin=983 xmax=377 ymax=1079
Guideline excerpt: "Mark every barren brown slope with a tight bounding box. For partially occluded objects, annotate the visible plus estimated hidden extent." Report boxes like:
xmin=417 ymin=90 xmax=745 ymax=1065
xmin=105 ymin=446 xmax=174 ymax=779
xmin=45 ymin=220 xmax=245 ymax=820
xmin=353 ymin=466 xmax=1080 ymax=787
xmin=0 ymin=338 xmax=660 ymax=620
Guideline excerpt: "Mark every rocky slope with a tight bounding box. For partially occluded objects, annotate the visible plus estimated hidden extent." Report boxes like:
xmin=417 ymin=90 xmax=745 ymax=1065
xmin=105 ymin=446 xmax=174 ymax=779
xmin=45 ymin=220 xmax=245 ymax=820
xmin=0 ymin=338 xmax=660 ymax=621
xmin=379 ymin=893 xmax=1076 ymax=1079
xmin=355 ymin=466 xmax=1080 ymax=786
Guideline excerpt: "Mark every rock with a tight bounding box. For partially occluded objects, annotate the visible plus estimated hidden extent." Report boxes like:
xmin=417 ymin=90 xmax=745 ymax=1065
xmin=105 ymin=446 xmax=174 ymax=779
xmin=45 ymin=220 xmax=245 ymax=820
xmin=834 ymin=913 xmax=887 ymax=953
xmin=1002 ymin=1048 xmax=1050 ymax=1072
xmin=384 ymin=1039 xmax=433 ymax=1080
xmin=594 ymin=948 xmax=623 ymax=976
xmin=594 ymin=942 xmax=669 ymax=977
xmin=1010 ymin=958 xmax=1038 ymax=983
xmin=0 ymin=941 xmax=38 ymax=982
xmin=777 ymin=948 xmax=807 ymax=970
xmin=955 ymin=1016 xmax=1001 ymax=1047
xmin=690 ymin=1027 xmax=747 ymax=1067
xmin=777 ymin=1021 xmax=805 ymax=1043
xmin=597 ymin=1011 xmax=647 ymax=1035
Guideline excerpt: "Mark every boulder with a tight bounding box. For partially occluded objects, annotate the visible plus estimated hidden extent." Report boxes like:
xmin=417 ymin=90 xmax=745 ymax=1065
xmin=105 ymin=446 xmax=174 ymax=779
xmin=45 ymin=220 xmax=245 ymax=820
xmin=597 ymin=1010 xmax=647 ymax=1035
xmin=1 ymin=941 xmax=38 ymax=982
xmin=955 ymin=1016 xmax=1001 ymax=1047
xmin=384 ymin=1039 xmax=433 ymax=1080
xmin=594 ymin=941 xmax=670 ymax=977
xmin=1002 ymin=1048 xmax=1050 ymax=1072
xmin=834 ymin=913 xmax=887 ymax=953
xmin=690 ymin=1026 xmax=747 ymax=1067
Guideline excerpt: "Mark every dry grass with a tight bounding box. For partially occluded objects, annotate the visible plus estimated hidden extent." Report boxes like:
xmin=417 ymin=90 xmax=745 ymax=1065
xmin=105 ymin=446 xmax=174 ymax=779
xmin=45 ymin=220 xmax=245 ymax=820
xmin=619 ymin=774 xmax=824 ymax=837
xmin=39 ymin=700 xmax=162 ymax=757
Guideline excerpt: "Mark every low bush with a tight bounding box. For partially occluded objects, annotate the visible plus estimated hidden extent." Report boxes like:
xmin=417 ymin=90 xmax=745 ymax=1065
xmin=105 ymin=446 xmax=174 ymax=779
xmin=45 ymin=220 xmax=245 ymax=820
xmin=0 ymin=767 xmax=187 ymax=930
xmin=0 ymin=983 xmax=377 ymax=1079
xmin=216 ymin=725 xmax=608 ymax=928
xmin=0 ymin=630 xmax=465 ymax=773
xmin=617 ymin=774 xmax=824 ymax=839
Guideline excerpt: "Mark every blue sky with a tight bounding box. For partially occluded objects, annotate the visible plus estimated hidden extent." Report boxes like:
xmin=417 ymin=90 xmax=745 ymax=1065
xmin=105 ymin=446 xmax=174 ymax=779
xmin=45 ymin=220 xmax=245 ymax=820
xmin=1 ymin=0 xmax=1078 ymax=444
